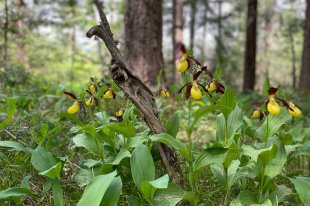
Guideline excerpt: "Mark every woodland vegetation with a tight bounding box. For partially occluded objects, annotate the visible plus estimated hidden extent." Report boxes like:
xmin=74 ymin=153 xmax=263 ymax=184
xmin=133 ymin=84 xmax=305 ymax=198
xmin=0 ymin=0 xmax=310 ymax=205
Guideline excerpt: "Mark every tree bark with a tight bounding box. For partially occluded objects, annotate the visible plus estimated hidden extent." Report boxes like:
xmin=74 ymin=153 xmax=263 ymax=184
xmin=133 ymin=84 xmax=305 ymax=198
xmin=124 ymin=0 xmax=164 ymax=87
xmin=215 ymin=0 xmax=223 ymax=65
xmin=16 ymin=0 xmax=26 ymax=65
xmin=201 ymin=0 xmax=208 ymax=65
xmin=189 ymin=0 xmax=196 ymax=53
xmin=289 ymin=30 xmax=297 ymax=89
xmin=88 ymin=0 xmax=182 ymax=185
xmin=172 ymin=0 xmax=184 ymax=83
xmin=243 ymin=0 xmax=258 ymax=92
xmin=255 ymin=0 xmax=276 ymax=92
xmin=299 ymin=0 xmax=310 ymax=90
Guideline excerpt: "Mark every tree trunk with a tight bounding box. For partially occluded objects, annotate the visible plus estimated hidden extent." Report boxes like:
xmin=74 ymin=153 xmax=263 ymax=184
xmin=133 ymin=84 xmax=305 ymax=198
xmin=201 ymin=0 xmax=208 ymax=65
xmin=299 ymin=0 xmax=310 ymax=90
xmin=243 ymin=0 xmax=258 ymax=92
xmin=189 ymin=0 xmax=196 ymax=53
xmin=172 ymin=0 xmax=184 ymax=83
xmin=255 ymin=0 xmax=276 ymax=92
xmin=289 ymin=31 xmax=297 ymax=89
xmin=125 ymin=0 xmax=164 ymax=87
xmin=4 ymin=0 xmax=9 ymax=67
xmin=215 ymin=0 xmax=223 ymax=65
xmin=16 ymin=0 xmax=26 ymax=65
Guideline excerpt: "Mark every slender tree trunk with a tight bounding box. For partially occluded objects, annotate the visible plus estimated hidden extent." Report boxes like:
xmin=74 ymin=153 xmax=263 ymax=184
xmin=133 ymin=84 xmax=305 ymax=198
xmin=289 ymin=31 xmax=297 ymax=89
xmin=172 ymin=0 xmax=184 ymax=83
xmin=243 ymin=0 xmax=258 ymax=92
xmin=201 ymin=0 xmax=208 ymax=65
xmin=16 ymin=0 xmax=26 ymax=65
xmin=4 ymin=0 xmax=8 ymax=67
xmin=255 ymin=0 xmax=276 ymax=91
xmin=69 ymin=6 xmax=76 ymax=84
xmin=189 ymin=0 xmax=196 ymax=53
xmin=299 ymin=0 xmax=310 ymax=90
xmin=125 ymin=0 xmax=164 ymax=87
xmin=216 ymin=0 xmax=223 ymax=65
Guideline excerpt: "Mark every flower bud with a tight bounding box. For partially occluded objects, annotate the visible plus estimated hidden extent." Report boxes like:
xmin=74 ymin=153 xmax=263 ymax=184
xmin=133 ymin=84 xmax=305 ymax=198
xmin=86 ymin=98 xmax=93 ymax=106
xmin=103 ymin=89 xmax=113 ymax=99
xmin=206 ymin=81 xmax=216 ymax=93
xmin=267 ymin=98 xmax=280 ymax=115
xmin=252 ymin=109 xmax=260 ymax=119
xmin=190 ymin=83 xmax=202 ymax=100
xmin=176 ymin=56 xmax=189 ymax=73
xmin=115 ymin=109 xmax=124 ymax=117
xmin=288 ymin=102 xmax=301 ymax=117
xmin=67 ymin=101 xmax=79 ymax=114
xmin=161 ymin=88 xmax=170 ymax=98
xmin=89 ymin=84 xmax=96 ymax=93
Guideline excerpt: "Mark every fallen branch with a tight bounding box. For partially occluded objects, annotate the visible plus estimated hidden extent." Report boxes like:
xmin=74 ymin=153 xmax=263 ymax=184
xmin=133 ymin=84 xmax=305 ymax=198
xmin=86 ymin=0 xmax=182 ymax=185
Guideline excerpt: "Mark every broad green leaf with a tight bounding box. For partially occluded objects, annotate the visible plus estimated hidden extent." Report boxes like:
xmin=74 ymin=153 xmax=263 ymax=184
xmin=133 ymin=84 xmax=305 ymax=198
xmin=75 ymin=169 xmax=94 ymax=188
xmin=77 ymin=171 xmax=117 ymax=206
xmin=125 ymin=135 xmax=148 ymax=149
xmin=31 ymin=146 xmax=57 ymax=172
xmin=217 ymin=88 xmax=236 ymax=120
xmin=126 ymin=195 xmax=143 ymax=206
xmin=259 ymin=110 xmax=291 ymax=142
xmin=108 ymin=121 xmax=136 ymax=138
xmin=289 ymin=141 xmax=310 ymax=160
xmin=0 ymin=141 xmax=30 ymax=153
xmin=140 ymin=174 xmax=169 ymax=202
xmin=192 ymin=147 xmax=228 ymax=173
xmin=52 ymin=180 xmax=64 ymax=206
xmin=130 ymin=144 xmax=155 ymax=190
xmin=214 ymin=65 xmax=222 ymax=80
xmin=39 ymin=162 xmax=62 ymax=180
xmin=0 ymin=187 xmax=33 ymax=200
xmin=82 ymin=124 xmax=97 ymax=138
xmin=242 ymin=144 xmax=274 ymax=162
xmin=72 ymin=133 xmax=103 ymax=156
xmin=101 ymin=176 xmax=122 ymax=206
xmin=270 ymin=184 xmax=292 ymax=205
xmin=152 ymin=183 xmax=197 ymax=206
xmin=109 ymin=149 xmax=131 ymax=165
xmin=166 ymin=113 xmax=180 ymax=137
xmin=289 ymin=176 xmax=310 ymax=205
xmin=149 ymin=133 xmax=191 ymax=162
xmin=230 ymin=191 xmax=255 ymax=206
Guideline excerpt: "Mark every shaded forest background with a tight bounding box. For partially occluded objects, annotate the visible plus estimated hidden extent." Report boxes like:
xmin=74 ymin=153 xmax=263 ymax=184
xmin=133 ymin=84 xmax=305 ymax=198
xmin=0 ymin=0 xmax=309 ymax=93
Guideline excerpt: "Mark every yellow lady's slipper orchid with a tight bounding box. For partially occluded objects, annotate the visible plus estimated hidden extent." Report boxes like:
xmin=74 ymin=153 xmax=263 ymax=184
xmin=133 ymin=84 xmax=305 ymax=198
xmin=161 ymin=88 xmax=170 ymax=98
xmin=252 ymin=109 xmax=260 ymax=119
xmin=67 ymin=101 xmax=79 ymax=114
xmin=206 ymin=81 xmax=216 ymax=93
xmin=190 ymin=83 xmax=202 ymax=100
xmin=288 ymin=102 xmax=301 ymax=117
xmin=89 ymin=84 xmax=96 ymax=93
xmin=103 ymin=89 xmax=113 ymax=99
xmin=176 ymin=56 xmax=189 ymax=73
xmin=115 ymin=109 xmax=124 ymax=117
xmin=86 ymin=98 xmax=93 ymax=106
xmin=267 ymin=98 xmax=280 ymax=115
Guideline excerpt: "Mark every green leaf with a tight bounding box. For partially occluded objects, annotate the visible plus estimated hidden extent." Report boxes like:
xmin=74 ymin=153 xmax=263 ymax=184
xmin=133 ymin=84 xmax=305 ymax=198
xmin=125 ymin=135 xmax=148 ymax=149
xmin=152 ymin=183 xmax=198 ymax=206
xmin=75 ymin=169 xmax=94 ymax=188
xmin=140 ymin=174 xmax=169 ymax=202
xmin=149 ymin=133 xmax=191 ymax=162
xmin=214 ymin=65 xmax=222 ymax=80
xmin=230 ymin=191 xmax=256 ymax=206
xmin=0 ymin=141 xmax=30 ymax=153
xmin=72 ymin=133 xmax=103 ymax=156
xmin=166 ymin=113 xmax=180 ymax=137
xmin=82 ymin=124 xmax=97 ymax=138
xmin=31 ymin=146 xmax=57 ymax=172
xmin=126 ymin=195 xmax=143 ymax=206
xmin=77 ymin=171 xmax=117 ymax=206
xmin=0 ymin=187 xmax=33 ymax=200
xmin=289 ymin=176 xmax=310 ymax=205
xmin=108 ymin=121 xmax=136 ymax=138
xmin=108 ymin=149 xmax=131 ymax=165
xmin=217 ymin=88 xmax=236 ymax=120
xmin=130 ymin=145 xmax=155 ymax=190
xmin=52 ymin=180 xmax=64 ymax=206
xmin=39 ymin=162 xmax=62 ymax=180
xmin=192 ymin=147 xmax=228 ymax=173
xmin=260 ymin=110 xmax=291 ymax=142
xmin=101 ymin=176 xmax=122 ymax=206
xmin=242 ymin=144 xmax=274 ymax=162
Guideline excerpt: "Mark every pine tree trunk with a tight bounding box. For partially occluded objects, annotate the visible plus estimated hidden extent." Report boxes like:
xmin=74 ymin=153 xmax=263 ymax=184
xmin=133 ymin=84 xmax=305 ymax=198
xmin=16 ymin=0 xmax=26 ymax=65
xmin=172 ymin=0 xmax=184 ymax=83
xmin=243 ymin=0 xmax=258 ymax=92
xmin=125 ymin=0 xmax=164 ymax=87
xmin=189 ymin=0 xmax=196 ymax=53
xmin=215 ymin=0 xmax=223 ymax=64
xmin=299 ymin=0 xmax=310 ymax=90
xmin=255 ymin=0 xmax=276 ymax=91
xmin=201 ymin=1 xmax=208 ymax=65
